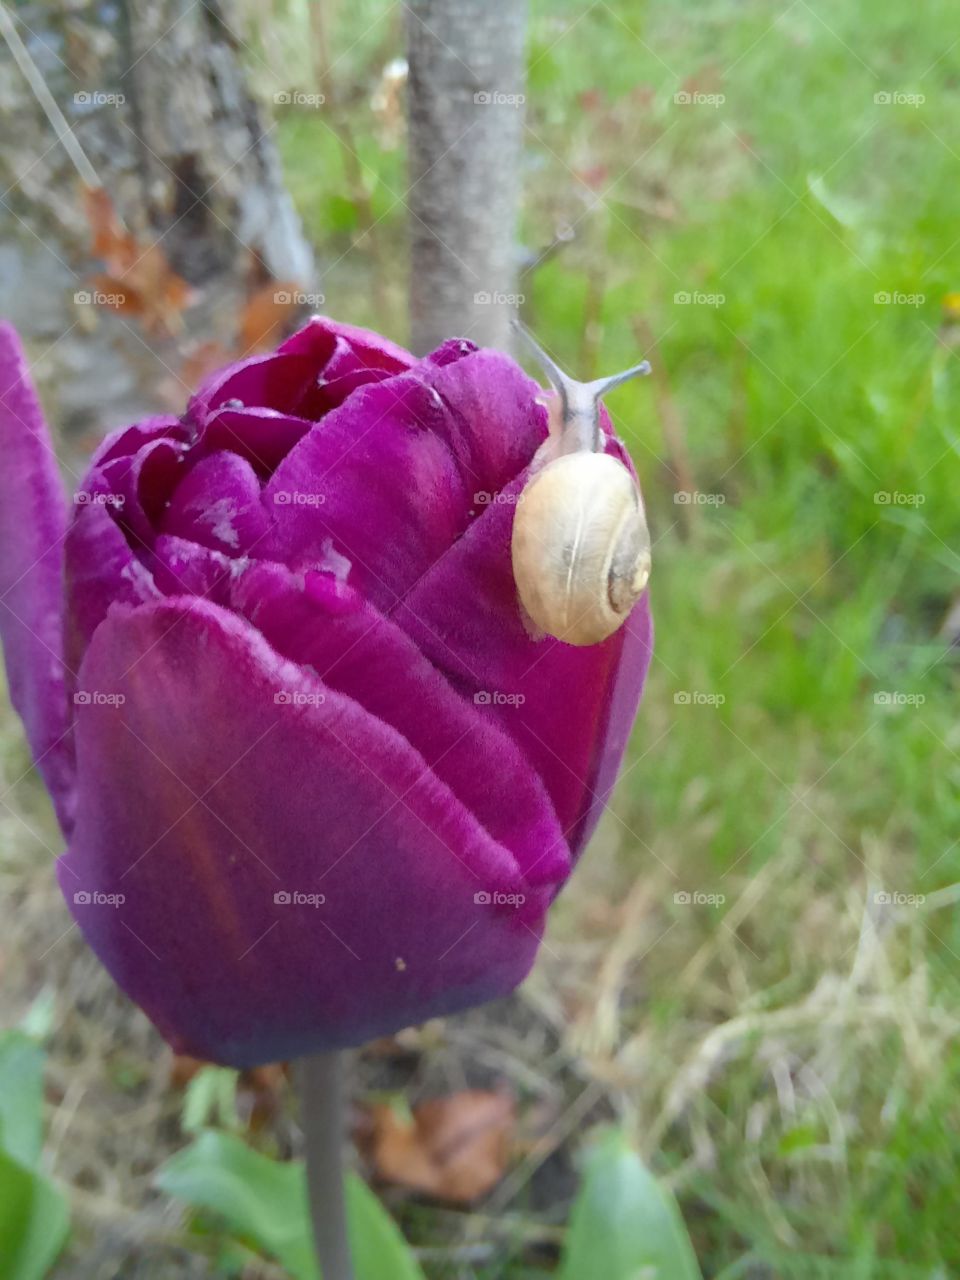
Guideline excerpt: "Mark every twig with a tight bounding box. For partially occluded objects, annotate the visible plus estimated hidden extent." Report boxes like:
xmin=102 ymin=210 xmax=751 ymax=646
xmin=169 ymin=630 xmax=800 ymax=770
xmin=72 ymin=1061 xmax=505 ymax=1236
xmin=0 ymin=2 xmax=103 ymax=191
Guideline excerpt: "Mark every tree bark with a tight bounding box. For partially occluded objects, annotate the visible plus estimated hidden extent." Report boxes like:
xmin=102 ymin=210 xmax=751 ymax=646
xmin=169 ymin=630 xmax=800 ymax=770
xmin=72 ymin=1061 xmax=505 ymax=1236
xmin=0 ymin=0 xmax=314 ymax=289
xmin=0 ymin=0 xmax=316 ymax=441
xmin=406 ymin=0 xmax=526 ymax=354
xmin=119 ymin=0 xmax=315 ymax=286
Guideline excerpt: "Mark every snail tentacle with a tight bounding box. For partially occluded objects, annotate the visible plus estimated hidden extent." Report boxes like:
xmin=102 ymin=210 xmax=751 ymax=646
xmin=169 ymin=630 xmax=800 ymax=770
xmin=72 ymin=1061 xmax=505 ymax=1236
xmin=512 ymin=319 xmax=651 ymax=453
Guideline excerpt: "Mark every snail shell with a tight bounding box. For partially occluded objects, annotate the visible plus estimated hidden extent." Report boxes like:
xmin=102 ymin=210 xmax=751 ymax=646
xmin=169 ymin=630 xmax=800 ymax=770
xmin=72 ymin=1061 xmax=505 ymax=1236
xmin=512 ymin=451 xmax=651 ymax=645
xmin=510 ymin=322 xmax=652 ymax=646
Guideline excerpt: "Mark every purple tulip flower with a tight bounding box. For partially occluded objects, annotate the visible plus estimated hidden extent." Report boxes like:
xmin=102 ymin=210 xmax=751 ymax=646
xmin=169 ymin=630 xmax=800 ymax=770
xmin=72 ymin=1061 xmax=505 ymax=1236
xmin=0 ymin=317 xmax=651 ymax=1068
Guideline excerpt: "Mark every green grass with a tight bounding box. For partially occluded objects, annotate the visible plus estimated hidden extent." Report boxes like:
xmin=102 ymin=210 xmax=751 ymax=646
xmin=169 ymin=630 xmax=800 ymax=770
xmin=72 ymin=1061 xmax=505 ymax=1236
xmin=519 ymin=2 xmax=960 ymax=1275
xmin=268 ymin=0 xmax=960 ymax=1272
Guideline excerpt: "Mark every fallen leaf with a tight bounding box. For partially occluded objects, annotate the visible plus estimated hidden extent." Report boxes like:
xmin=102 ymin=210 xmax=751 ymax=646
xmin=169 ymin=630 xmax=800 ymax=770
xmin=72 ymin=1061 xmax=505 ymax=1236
xmin=81 ymin=184 xmax=194 ymax=335
xmin=363 ymin=1090 xmax=515 ymax=1204
xmin=83 ymin=185 xmax=136 ymax=270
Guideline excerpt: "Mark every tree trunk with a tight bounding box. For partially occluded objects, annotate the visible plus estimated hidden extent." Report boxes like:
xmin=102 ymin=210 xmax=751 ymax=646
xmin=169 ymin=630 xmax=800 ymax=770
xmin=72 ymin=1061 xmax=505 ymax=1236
xmin=1 ymin=0 xmax=314 ymax=287
xmin=406 ymin=0 xmax=526 ymax=355
xmin=0 ymin=0 xmax=315 ymax=437
xmin=119 ymin=0 xmax=314 ymax=286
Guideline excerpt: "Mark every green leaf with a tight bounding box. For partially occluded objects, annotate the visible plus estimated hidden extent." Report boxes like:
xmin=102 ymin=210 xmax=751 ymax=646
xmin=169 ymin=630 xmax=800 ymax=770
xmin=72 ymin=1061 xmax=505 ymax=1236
xmin=346 ymin=1175 xmax=425 ymax=1280
xmin=558 ymin=1129 xmax=703 ymax=1280
xmin=156 ymin=1130 xmax=426 ymax=1280
xmin=156 ymin=1130 xmax=319 ymax=1280
xmin=181 ymin=1067 xmax=241 ymax=1134
xmin=0 ymin=1147 xmax=69 ymax=1280
xmin=0 ymin=1032 xmax=45 ymax=1170
xmin=18 ymin=989 xmax=56 ymax=1044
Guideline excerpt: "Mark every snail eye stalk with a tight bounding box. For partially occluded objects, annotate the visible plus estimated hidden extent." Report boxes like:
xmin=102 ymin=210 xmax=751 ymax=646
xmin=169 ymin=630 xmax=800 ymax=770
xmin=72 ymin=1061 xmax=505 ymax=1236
xmin=511 ymin=320 xmax=650 ymax=453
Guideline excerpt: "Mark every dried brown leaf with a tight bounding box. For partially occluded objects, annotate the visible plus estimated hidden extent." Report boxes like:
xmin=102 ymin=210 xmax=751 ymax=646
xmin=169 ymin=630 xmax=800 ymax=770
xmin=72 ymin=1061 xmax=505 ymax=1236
xmin=365 ymin=1089 xmax=516 ymax=1204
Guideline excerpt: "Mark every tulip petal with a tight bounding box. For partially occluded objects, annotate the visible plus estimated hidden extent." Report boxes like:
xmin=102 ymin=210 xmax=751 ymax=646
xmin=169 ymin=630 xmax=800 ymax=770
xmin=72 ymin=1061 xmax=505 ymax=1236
xmin=0 ymin=325 xmax=76 ymax=831
xmin=296 ymin=367 xmax=395 ymax=422
xmin=160 ymin=452 xmax=272 ymax=556
xmin=265 ymin=376 xmax=470 ymax=607
xmin=424 ymin=337 xmax=479 ymax=368
xmin=418 ymin=347 xmax=549 ymax=498
xmin=263 ymin=347 xmax=550 ymax=610
xmin=278 ymin=316 xmax=415 ymax=376
xmin=230 ymin=561 xmax=570 ymax=888
xmin=393 ymin=471 xmax=653 ymax=857
xmin=189 ymin=353 xmax=325 ymax=424
xmin=150 ymin=535 xmax=240 ymax=605
xmin=189 ymin=319 xmax=414 ymax=426
xmin=195 ymin=406 xmax=313 ymax=475
xmin=64 ymin=502 xmax=160 ymax=673
xmin=60 ymin=597 xmax=550 ymax=1066
xmin=98 ymin=437 xmax=190 ymax=549
xmin=87 ymin=416 xmax=186 ymax=471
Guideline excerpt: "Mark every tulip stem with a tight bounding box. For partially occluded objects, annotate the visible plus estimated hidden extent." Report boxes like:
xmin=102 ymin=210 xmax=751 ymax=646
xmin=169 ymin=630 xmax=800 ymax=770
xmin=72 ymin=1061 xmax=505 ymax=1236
xmin=300 ymin=1050 xmax=354 ymax=1280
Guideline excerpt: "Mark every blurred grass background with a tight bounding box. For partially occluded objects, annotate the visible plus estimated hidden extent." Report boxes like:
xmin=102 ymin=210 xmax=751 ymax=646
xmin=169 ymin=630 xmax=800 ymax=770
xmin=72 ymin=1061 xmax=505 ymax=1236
xmin=2 ymin=0 xmax=959 ymax=1275
xmin=260 ymin=0 xmax=960 ymax=1273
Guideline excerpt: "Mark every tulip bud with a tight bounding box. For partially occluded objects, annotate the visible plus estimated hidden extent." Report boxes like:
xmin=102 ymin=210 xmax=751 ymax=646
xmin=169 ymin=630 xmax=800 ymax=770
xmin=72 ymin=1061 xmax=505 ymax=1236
xmin=0 ymin=319 xmax=651 ymax=1067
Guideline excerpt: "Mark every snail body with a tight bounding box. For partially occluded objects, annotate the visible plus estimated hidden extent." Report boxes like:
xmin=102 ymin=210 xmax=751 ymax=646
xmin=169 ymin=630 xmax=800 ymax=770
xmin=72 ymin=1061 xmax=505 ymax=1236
xmin=511 ymin=324 xmax=652 ymax=647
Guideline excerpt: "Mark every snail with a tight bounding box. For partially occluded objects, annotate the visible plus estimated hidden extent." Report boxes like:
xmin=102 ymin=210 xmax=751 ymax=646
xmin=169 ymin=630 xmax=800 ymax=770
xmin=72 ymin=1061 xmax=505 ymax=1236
xmin=510 ymin=322 xmax=652 ymax=646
